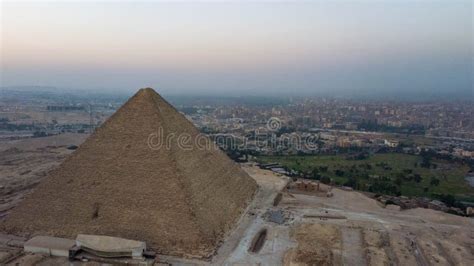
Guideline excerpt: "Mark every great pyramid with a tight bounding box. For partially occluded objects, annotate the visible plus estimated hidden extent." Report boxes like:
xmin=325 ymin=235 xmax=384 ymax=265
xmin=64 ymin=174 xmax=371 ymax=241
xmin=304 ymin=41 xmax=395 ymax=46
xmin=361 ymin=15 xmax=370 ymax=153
xmin=2 ymin=88 xmax=258 ymax=258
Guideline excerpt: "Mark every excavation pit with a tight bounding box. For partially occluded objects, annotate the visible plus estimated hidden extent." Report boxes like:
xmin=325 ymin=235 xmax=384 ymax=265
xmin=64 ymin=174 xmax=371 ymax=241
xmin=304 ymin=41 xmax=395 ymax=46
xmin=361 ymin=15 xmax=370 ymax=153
xmin=249 ymin=228 xmax=267 ymax=253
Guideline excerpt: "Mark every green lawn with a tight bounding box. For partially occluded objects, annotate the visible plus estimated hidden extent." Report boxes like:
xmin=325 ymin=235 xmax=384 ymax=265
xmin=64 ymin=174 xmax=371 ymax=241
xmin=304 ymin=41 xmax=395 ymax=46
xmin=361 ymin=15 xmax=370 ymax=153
xmin=256 ymin=153 xmax=474 ymax=202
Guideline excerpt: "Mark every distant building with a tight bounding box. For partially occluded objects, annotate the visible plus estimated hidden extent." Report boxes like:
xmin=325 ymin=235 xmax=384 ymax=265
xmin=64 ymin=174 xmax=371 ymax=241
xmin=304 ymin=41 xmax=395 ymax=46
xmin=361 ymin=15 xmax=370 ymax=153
xmin=384 ymin=139 xmax=399 ymax=148
xmin=47 ymin=105 xmax=85 ymax=111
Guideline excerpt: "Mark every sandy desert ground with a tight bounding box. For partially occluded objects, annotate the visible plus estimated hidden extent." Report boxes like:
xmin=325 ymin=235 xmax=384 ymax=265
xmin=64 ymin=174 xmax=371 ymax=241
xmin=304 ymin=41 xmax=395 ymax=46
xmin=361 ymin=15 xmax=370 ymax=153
xmin=0 ymin=134 xmax=88 ymax=220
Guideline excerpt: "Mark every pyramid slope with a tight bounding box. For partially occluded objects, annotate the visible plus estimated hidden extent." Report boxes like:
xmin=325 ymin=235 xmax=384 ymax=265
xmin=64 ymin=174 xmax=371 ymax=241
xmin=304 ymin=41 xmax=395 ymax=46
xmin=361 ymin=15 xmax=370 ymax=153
xmin=2 ymin=88 xmax=257 ymax=258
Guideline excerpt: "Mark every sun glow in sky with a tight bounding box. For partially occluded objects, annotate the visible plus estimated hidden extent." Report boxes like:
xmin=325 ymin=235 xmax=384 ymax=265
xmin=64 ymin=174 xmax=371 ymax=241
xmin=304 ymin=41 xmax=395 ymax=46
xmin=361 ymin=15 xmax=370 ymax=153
xmin=1 ymin=0 xmax=472 ymax=96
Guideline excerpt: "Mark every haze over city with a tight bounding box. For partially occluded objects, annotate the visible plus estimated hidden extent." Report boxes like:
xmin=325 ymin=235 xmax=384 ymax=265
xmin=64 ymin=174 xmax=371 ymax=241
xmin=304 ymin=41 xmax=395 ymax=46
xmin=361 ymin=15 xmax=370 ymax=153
xmin=1 ymin=0 xmax=472 ymax=97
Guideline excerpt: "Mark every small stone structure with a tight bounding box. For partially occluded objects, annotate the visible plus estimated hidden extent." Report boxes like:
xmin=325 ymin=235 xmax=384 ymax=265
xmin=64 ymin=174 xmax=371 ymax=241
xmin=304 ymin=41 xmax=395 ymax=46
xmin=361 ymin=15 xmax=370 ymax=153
xmin=24 ymin=236 xmax=75 ymax=257
xmin=76 ymin=234 xmax=146 ymax=259
xmin=294 ymin=180 xmax=320 ymax=192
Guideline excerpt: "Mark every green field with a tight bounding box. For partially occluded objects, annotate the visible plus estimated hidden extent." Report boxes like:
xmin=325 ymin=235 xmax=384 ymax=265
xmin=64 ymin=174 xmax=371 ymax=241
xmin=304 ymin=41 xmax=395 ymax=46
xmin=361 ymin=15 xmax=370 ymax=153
xmin=257 ymin=153 xmax=474 ymax=202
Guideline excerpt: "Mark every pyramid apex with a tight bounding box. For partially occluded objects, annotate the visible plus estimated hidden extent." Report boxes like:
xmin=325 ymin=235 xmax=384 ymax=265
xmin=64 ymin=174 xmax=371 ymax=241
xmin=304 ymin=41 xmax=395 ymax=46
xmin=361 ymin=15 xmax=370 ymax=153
xmin=134 ymin=87 xmax=161 ymax=100
xmin=137 ymin=87 xmax=157 ymax=94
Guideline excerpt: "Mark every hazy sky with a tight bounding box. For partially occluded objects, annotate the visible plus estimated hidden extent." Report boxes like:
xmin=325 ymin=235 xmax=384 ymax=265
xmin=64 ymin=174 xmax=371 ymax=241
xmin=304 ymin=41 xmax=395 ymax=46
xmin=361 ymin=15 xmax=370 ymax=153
xmin=1 ymin=0 xmax=472 ymax=96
